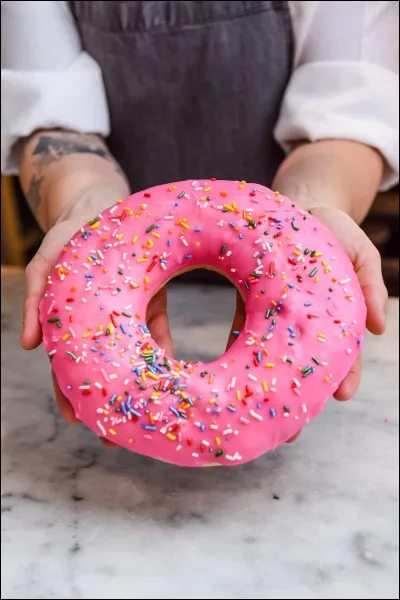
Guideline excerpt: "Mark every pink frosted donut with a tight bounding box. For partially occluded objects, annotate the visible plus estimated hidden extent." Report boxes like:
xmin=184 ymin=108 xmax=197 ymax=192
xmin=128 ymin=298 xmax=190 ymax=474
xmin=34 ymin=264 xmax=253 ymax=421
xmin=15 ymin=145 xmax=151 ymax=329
xmin=40 ymin=179 xmax=366 ymax=466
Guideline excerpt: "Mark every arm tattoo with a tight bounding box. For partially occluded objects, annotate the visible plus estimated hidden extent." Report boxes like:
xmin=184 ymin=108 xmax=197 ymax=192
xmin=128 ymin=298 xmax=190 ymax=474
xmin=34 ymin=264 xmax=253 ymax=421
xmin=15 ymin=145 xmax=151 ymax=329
xmin=23 ymin=131 xmax=124 ymax=215
xmin=25 ymin=174 xmax=44 ymax=213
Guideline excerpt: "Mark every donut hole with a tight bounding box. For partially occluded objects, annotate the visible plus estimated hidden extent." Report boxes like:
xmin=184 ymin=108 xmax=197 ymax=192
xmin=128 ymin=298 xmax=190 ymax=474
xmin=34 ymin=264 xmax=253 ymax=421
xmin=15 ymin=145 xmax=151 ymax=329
xmin=148 ymin=268 xmax=242 ymax=363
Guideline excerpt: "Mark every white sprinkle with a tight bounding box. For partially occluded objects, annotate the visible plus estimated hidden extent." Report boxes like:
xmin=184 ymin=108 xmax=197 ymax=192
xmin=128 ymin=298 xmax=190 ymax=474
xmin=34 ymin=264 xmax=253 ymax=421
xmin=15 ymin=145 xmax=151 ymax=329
xmin=250 ymin=409 xmax=263 ymax=421
xmin=248 ymin=374 xmax=258 ymax=382
xmin=97 ymin=420 xmax=107 ymax=436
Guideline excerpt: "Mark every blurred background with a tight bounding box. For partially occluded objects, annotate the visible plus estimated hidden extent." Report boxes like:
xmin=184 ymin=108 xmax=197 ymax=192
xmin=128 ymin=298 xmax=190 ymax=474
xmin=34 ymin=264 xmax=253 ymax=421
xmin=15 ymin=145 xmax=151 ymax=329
xmin=1 ymin=176 xmax=399 ymax=296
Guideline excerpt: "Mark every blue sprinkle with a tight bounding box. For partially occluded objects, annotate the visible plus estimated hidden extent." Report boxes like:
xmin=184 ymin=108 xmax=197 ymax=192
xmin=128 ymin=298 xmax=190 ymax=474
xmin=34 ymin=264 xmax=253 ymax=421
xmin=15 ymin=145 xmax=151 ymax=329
xmin=229 ymin=222 xmax=236 ymax=227
xmin=239 ymin=233 xmax=243 ymax=239
xmin=304 ymin=302 xmax=312 ymax=306
xmin=270 ymin=408 xmax=276 ymax=418
xmin=127 ymin=396 xmax=132 ymax=407
xmin=99 ymin=351 xmax=105 ymax=356
xmin=121 ymin=403 xmax=127 ymax=416
xmin=232 ymin=330 xmax=240 ymax=336
xmin=227 ymin=405 xmax=236 ymax=412
xmin=194 ymin=227 xmax=202 ymax=232
xmin=257 ymin=351 xmax=262 ymax=362
xmin=90 ymin=255 xmax=97 ymax=261
xmin=200 ymin=424 xmax=206 ymax=432
xmin=287 ymin=282 xmax=295 ymax=288
xmin=184 ymin=254 xmax=192 ymax=259
xmin=130 ymin=408 xmax=142 ymax=418
xmin=85 ymin=273 xmax=94 ymax=279
xmin=141 ymin=424 xmax=156 ymax=430
xmin=105 ymin=357 xmax=111 ymax=362
xmin=168 ymin=240 xmax=172 ymax=247
xmin=288 ymin=327 xmax=295 ymax=333
xmin=95 ymin=291 xmax=99 ymax=296
xmin=120 ymin=324 xmax=127 ymax=334
xmin=257 ymin=403 xmax=262 ymax=409
xmin=90 ymin=346 xmax=98 ymax=352
xmin=110 ymin=393 xmax=117 ymax=403
xmin=169 ymin=406 xmax=180 ymax=418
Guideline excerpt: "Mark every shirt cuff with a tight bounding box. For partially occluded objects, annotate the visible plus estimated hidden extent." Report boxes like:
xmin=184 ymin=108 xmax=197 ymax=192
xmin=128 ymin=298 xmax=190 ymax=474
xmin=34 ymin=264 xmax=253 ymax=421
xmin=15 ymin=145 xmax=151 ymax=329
xmin=1 ymin=52 xmax=110 ymax=175
xmin=274 ymin=61 xmax=399 ymax=191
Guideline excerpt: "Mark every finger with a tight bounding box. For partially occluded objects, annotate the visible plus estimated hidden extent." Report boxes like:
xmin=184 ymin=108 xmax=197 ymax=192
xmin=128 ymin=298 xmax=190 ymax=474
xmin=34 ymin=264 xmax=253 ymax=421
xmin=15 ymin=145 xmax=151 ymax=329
xmin=51 ymin=371 xmax=80 ymax=424
xmin=286 ymin=430 xmax=301 ymax=443
xmin=226 ymin=291 xmax=246 ymax=351
xmin=354 ymin=244 xmax=388 ymax=335
xmin=147 ymin=288 xmax=174 ymax=357
xmin=148 ymin=311 xmax=174 ymax=357
xmin=100 ymin=438 xmax=120 ymax=451
xmin=22 ymin=251 xmax=50 ymax=350
xmin=333 ymin=354 xmax=362 ymax=401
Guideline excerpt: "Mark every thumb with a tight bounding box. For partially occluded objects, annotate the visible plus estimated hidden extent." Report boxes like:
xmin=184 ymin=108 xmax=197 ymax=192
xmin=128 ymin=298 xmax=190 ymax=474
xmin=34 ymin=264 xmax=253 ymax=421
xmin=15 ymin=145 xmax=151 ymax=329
xmin=22 ymin=228 xmax=66 ymax=350
xmin=354 ymin=241 xmax=388 ymax=335
xmin=146 ymin=287 xmax=174 ymax=357
xmin=22 ymin=248 xmax=51 ymax=350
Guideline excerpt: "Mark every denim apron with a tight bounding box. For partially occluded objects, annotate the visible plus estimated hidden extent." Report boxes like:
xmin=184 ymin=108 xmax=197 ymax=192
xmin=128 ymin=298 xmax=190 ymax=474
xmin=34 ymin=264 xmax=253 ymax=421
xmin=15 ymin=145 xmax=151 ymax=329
xmin=69 ymin=0 xmax=293 ymax=191
xmin=69 ymin=1 xmax=293 ymax=283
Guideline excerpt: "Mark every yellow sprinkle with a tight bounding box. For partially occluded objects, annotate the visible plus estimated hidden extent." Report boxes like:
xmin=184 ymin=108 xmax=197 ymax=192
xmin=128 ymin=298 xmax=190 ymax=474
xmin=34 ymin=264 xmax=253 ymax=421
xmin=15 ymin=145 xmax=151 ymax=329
xmin=132 ymin=236 xmax=138 ymax=243
xmin=62 ymin=334 xmax=70 ymax=341
xmin=137 ymin=258 xmax=148 ymax=263
xmin=204 ymin=186 xmax=212 ymax=192
xmin=109 ymin=428 xmax=117 ymax=435
xmin=82 ymin=332 xmax=91 ymax=338
xmin=315 ymin=276 xmax=320 ymax=282
xmin=262 ymin=380 xmax=269 ymax=392
xmin=166 ymin=433 xmax=176 ymax=441
xmin=236 ymin=391 xmax=242 ymax=401
xmin=141 ymin=373 xmax=147 ymax=381
xmin=318 ymin=333 xmax=326 ymax=338
xmin=88 ymin=257 xmax=93 ymax=262
xmin=147 ymin=372 xmax=159 ymax=381
xmin=266 ymin=363 xmax=275 ymax=368
xmin=144 ymin=276 xmax=150 ymax=284
xmin=90 ymin=221 xmax=100 ymax=230
xmin=209 ymin=398 xmax=217 ymax=404
xmin=293 ymin=249 xmax=301 ymax=256
xmin=152 ymin=232 xmax=161 ymax=238
xmin=216 ymin=437 xmax=221 ymax=446
xmin=223 ymin=204 xmax=234 ymax=212
xmin=168 ymin=185 xmax=176 ymax=191
xmin=116 ymin=199 xmax=122 ymax=204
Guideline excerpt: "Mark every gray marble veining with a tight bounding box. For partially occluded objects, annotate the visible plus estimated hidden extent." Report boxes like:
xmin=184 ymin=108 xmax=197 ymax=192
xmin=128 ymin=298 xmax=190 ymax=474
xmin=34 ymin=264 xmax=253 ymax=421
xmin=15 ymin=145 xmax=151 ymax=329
xmin=1 ymin=269 xmax=399 ymax=600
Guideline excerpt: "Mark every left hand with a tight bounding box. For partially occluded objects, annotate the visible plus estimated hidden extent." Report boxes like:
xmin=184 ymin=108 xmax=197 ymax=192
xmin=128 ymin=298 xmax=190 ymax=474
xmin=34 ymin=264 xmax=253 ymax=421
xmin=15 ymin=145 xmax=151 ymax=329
xmin=227 ymin=205 xmax=388 ymax=442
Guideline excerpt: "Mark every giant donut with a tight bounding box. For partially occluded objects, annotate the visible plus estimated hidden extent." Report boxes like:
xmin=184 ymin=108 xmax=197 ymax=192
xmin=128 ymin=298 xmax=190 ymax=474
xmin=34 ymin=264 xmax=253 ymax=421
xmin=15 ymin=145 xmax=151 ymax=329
xmin=40 ymin=179 xmax=366 ymax=466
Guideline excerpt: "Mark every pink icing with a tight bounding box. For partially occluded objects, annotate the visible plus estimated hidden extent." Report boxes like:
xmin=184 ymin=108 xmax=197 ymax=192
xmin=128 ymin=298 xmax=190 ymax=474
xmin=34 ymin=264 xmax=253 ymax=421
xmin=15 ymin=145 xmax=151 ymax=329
xmin=40 ymin=179 xmax=366 ymax=466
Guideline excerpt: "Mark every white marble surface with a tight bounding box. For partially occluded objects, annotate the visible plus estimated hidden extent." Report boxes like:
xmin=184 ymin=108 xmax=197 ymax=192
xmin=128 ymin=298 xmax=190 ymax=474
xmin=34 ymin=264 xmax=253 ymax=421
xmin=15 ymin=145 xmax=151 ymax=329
xmin=1 ymin=269 xmax=399 ymax=600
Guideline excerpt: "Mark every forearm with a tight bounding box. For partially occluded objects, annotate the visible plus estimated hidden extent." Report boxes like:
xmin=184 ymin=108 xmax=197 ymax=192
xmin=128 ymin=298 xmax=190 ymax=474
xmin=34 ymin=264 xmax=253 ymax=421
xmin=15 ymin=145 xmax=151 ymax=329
xmin=19 ymin=129 xmax=130 ymax=232
xmin=272 ymin=139 xmax=384 ymax=224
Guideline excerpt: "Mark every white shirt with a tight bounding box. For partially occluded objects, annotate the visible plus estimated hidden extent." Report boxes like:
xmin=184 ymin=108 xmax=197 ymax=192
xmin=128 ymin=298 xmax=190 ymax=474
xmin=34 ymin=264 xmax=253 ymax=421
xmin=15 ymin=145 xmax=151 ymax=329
xmin=1 ymin=0 xmax=399 ymax=190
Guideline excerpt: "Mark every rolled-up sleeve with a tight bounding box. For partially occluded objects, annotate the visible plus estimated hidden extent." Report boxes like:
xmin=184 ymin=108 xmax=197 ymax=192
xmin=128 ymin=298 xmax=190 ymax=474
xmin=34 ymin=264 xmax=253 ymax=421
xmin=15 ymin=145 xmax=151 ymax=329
xmin=276 ymin=1 xmax=399 ymax=190
xmin=1 ymin=0 xmax=110 ymax=174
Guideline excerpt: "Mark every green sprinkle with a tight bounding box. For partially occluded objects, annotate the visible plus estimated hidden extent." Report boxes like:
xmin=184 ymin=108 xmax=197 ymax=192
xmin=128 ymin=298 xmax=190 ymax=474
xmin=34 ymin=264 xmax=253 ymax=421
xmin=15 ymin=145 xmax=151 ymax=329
xmin=250 ymin=272 xmax=261 ymax=278
xmin=311 ymin=250 xmax=317 ymax=257
xmin=215 ymin=449 xmax=224 ymax=457
xmin=244 ymin=281 xmax=250 ymax=290
xmin=265 ymin=309 xmax=271 ymax=319
xmin=312 ymin=356 xmax=320 ymax=365
xmin=291 ymin=221 xmax=300 ymax=231
xmin=309 ymin=267 xmax=318 ymax=277
xmin=47 ymin=317 xmax=60 ymax=323
xmin=146 ymin=224 xmax=155 ymax=233
xmin=66 ymin=351 xmax=77 ymax=361
xmin=118 ymin=269 xmax=124 ymax=275
xmin=263 ymin=230 xmax=270 ymax=235
xmin=178 ymin=191 xmax=185 ymax=198
xmin=56 ymin=322 xmax=62 ymax=328
xmin=139 ymin=385 xmax=146 ymax=391
xmin=84 ymin=380 xmax=90 ymax=385
xmin=122 ymin=312 xmax=132 ymax=318
xmin=283 ymin=406 xmax=291 ymax=413
xmin=220 ymin=245 xmax=226 ymax=255
xmin=304 ymin=248 xmax=310 ymax=255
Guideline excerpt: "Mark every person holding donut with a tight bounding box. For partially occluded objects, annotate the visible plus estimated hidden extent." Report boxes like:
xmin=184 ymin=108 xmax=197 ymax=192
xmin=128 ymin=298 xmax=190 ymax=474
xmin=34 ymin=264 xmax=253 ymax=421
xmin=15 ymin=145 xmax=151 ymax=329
xmin=1 ymin=1 xmax=398 ymax=453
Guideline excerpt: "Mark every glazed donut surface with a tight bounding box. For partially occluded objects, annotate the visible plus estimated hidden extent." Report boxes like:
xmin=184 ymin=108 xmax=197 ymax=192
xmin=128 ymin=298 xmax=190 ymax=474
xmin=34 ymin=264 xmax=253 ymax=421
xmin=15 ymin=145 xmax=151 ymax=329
xmin=40 ymin=180 xmax=366 ymax=466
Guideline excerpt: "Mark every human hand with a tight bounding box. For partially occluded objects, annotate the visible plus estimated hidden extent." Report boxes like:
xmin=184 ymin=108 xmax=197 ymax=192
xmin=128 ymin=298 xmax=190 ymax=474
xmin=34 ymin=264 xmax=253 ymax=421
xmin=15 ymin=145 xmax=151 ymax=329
xmin=227 ymin=205 xmax=387 ymax=443
xmin=22 ymin=209 xmax=172 ymax=450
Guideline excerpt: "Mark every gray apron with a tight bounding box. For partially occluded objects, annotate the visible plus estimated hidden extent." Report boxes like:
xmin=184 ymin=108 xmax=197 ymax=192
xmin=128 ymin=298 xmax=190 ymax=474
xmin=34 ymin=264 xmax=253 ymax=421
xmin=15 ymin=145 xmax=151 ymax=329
xmin=69 ymin=1 xmax=293 ymax=192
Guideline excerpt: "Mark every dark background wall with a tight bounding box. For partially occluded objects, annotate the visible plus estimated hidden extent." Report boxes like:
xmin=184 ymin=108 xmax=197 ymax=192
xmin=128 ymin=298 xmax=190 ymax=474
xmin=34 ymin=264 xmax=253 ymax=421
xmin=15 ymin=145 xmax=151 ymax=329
xmin=1 ymin=177 xmax=399 ymax=297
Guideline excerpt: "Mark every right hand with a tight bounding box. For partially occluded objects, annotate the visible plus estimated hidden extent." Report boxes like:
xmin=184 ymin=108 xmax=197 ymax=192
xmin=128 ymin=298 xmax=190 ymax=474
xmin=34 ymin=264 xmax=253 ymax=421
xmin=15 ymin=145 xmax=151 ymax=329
xmin=22 ymin=211 xmax=174 ymax=449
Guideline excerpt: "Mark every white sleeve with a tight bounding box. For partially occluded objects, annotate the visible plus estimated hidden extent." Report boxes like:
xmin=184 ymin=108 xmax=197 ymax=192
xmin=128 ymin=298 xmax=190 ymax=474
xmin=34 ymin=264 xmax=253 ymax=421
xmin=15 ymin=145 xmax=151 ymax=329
xmin=1 ymin=0 xmax=110 ymax=175
xmin=276 ymin=1 xmax=399 ymax=190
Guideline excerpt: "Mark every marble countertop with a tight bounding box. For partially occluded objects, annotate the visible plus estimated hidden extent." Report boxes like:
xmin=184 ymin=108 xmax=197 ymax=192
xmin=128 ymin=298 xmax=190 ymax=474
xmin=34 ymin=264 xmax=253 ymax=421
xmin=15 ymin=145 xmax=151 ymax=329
xmin=1 ymin=269 xmax=399 ymax=600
